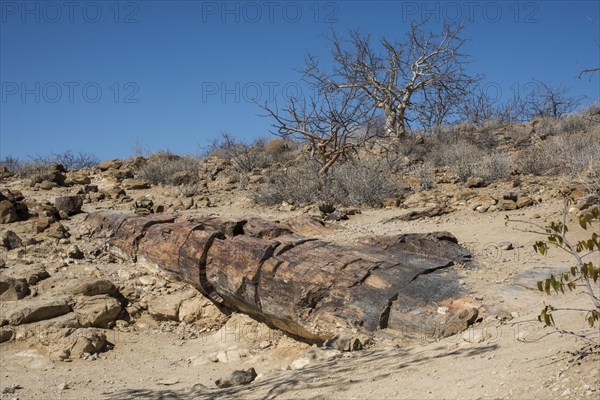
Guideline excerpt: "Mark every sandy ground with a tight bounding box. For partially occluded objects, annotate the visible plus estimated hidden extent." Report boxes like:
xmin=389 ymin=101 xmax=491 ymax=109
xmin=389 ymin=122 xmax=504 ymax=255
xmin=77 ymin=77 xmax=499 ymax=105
xmin=1 ymin=182 xmax=599 ymax=400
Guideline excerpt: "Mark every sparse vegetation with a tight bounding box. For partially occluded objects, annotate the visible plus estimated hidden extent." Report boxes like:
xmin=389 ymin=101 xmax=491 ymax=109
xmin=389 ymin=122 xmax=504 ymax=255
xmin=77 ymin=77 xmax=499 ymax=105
xmin=253 ymin=157 xmax=403 ymax=207
xmin=206 ymin=132 xmax=293 ymax=173
xmin=136 ymin=152 xmax=201 ymax=185
xmin=0 ymin=150 xmax=99 ymax=177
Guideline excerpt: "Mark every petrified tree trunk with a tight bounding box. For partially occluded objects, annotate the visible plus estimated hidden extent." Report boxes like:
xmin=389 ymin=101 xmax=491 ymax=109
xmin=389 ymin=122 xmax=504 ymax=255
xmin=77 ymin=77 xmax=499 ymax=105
xmin=86 ymin=211 xmax=475 ymax=343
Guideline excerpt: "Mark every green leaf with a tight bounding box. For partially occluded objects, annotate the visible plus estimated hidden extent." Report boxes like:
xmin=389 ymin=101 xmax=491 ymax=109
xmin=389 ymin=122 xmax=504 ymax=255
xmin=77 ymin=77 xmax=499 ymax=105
xmin=544 ymin=279 xmax=551 ymax=296
xmin=579 ymin=215 xmax=588 ymax=229
xmin=537 ymin=281 xmax=543 ymax=292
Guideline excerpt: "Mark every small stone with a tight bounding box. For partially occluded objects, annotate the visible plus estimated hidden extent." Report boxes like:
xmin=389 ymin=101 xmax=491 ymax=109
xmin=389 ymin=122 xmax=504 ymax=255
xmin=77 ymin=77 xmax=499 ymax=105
xmin=215 ymin=368 xmax=257 ymax=388
xmin=258 ymin=340 xmax=271 ymax=349
xmin=67 ymin=244 xmax=84 ymax=259
xmin=503 ymin=192 xmax=518 ymax=202
xmin=497 ymin=199 xmax=517 ymax=211
xmin=465 ymin=177 xmax=486 ymax=188
xmin=497 ymin=241 xmax=513 ymax=251
xmin=475 ymin=205 xmax=489 ymax=213
xmin=58 ymin=382 xmax=69 ymax=390
xmin=291 ymin=357 xmax=311 ymax=370
xmin=159 ymin=377 xmax=179 ymax=386
xmin=560 ymin=388 xmax=571 ymax=396
xmin=516 ymin=197 xmax=534 ymax=209
xmin=2 ymin=386 xmax=15 ymax=394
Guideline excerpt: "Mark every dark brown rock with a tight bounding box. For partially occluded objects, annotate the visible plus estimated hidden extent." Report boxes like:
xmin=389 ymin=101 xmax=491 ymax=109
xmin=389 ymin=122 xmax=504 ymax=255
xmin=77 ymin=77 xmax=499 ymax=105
xmin=54 ymin=195 xmax=83 ymax=216
xmin=215 ymin=368 xmax=257 ymax=388
xmin=0 ymin=200 xmax=18 ymax=224
xmin=1 ymin=230 xmax=22 ymax=249
xmin=0 ymin=275 xmax=30 ymax=301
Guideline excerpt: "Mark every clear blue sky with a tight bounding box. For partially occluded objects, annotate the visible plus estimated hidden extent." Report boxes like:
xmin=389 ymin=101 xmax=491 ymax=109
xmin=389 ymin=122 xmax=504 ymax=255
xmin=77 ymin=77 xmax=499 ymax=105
xmin=1 ymin=0 xmax=599 ymax=161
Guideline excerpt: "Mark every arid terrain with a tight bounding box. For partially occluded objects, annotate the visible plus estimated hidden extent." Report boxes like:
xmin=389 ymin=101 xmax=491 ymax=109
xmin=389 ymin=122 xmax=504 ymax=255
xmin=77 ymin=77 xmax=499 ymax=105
xmin=1 ymin=126 xmax=599 ymax=400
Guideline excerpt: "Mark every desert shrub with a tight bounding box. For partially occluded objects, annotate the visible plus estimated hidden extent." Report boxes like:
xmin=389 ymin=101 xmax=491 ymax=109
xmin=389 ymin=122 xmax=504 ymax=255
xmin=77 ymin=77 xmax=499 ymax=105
xmin=534 ymin=105 xmax=599 ymax=138
xmin=546 ymin=131 xmax=600 ymax=175
xmin=516 ymin=130 xmax=600 ymax=178
xmin=253 ymin=161 xmax=322 ymax=206
xmin=380 ymin=134 xmax=429 ymax=173
xmin=253 ymin=158 xmax=403 ymax=207
xmin=0 ymin=156 xmax=24 ymax=175
xmin=581 ymin=161 xmax=600 ymax=195
xmin=318 ymin=203 xmax=336 ymax=214
xmin=136 ymin=152 xmax=201 ymax=185
xmin=410 ymin=162 xmax=436 ymax=190
xmin=329 ymin=160 xmax=403 ymax=206
xmin=515 ymin=146 xmax=562 ymax=176
xmin=207 ymin=132 xmax=288 ymax=172
xmin=1 ymin=151 xmax=99 ymax=177
xmin=30 ymin=150 xmax=99 ymax=170
xmin=427 ymin=135 xmax=512 ymax=182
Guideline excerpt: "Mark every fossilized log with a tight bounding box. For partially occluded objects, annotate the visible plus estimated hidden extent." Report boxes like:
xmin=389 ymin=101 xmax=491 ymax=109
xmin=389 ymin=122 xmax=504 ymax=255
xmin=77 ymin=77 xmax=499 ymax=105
xmin=86 ymin=211 xmax=474 ymax=342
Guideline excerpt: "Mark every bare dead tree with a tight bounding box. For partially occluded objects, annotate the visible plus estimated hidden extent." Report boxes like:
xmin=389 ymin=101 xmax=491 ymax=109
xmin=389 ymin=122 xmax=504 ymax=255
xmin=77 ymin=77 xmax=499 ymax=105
xmin=302 ymin=22 xmax=477 ymax=138
xmin=578 ymin=18 xmax=600 ymax=80
xmin=416 ymin=80 xmax=472 ymax=132
xmin=459 ymin=86 xmax=528 ymax=126
xmin=460 ymin=87 xmax=496 ymax=125
xmin=527 ymin=80 xmax=583 ymax=119
xmin=259 ymin=90 xmax=377 ymax=181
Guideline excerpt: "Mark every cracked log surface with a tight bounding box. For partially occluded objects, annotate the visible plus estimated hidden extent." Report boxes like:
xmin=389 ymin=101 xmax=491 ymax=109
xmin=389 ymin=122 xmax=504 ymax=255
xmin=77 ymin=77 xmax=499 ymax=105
xmin=86 ymin=211 xmax=473 ymax=342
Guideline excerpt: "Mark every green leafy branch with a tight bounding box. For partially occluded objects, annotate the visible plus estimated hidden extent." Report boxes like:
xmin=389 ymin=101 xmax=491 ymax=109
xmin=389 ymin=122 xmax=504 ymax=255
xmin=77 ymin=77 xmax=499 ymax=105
xmin=507 ymin=199 xmax=600 ymax=329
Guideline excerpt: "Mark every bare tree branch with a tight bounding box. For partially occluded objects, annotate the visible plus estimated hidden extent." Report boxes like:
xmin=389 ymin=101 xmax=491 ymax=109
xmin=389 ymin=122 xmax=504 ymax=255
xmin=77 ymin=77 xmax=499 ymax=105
xmin=301 ymin=22 xmax=477 ymax=138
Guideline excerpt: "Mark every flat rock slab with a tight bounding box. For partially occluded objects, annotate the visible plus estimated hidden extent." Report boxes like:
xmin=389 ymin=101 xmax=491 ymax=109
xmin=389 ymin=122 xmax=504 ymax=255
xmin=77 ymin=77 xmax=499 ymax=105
xmin=1 ymin=297 xmax=71 ymax=325
xmin=86 ymin=211 xmax=475 ymax=343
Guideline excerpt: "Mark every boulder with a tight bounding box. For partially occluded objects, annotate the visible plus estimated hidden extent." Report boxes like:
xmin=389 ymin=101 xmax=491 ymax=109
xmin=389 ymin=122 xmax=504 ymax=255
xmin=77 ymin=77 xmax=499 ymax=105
xmin=34 ymin=216 xmax=54 ymax=233
xmin=178 ymin=295 xmax=224 ymax=324
xmin=215 ymin=368 xmax=257 ymax=388
xmin=465 ymin=177 xmax=486 ymax=188
xmin=1 ymin=230 xmax=22 ymax=249
xmin=73 ymin=295 xmax=121 ymax=328
xmin=44 ymin=222 xmax=69 ymax=240
xmin=576 ymin=194 xmax=599 ymax=211
xmin=0 ymin=275 xmax=30 ymax=301
xmin=440 ymin=307 xmax=479 ymax=337
xmin=69 ymin=278 xmax=120 ymax=298
xmin=497 ymin=199 xmax=518 ymax=211
xmin=147 ymin=290 xmax=195 ymax=321
xmin=0 ymin=200 xmax=18 ymax=224
xmin=47 ymin=328 xmax=108 ymax=359
xmin=0 ymin=327 xmax=14 ymax=343
xmin=54 ymin=195 xmax=83 ymax=216
xmin=98 ymin=159 xmax=124 ymax=171
xmin=8 ymin=265 xmax=50 ymax=285
xmin=122 ymin=179 xmax=150 ymax=190
xmin=516 ymin=196 xmax=534 ymax=209
xmin=1 ymin=297 xmax=71 ymax=325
